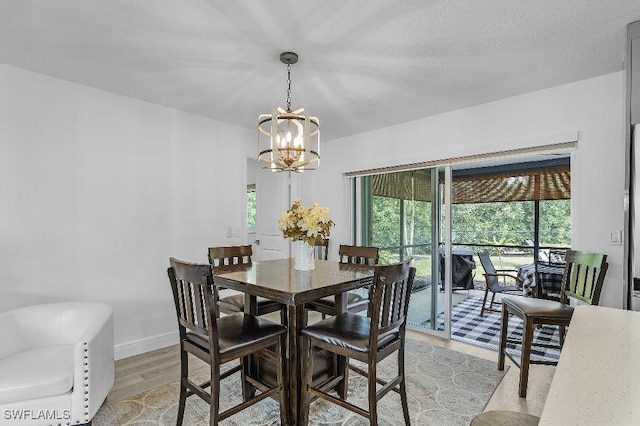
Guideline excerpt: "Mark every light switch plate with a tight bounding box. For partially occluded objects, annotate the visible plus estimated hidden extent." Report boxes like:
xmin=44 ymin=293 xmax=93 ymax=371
xmin=609 ymin=230 xmax=622 ymax=245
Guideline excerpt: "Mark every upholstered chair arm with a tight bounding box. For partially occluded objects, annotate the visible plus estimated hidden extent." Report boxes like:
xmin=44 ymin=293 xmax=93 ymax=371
xmin=494 ymin=268 xmax=519 ymax=274
xmin=483 ymin=272 xmax=524 ymax=286
xmin=69 ymin=304 xmax=114 ymax=424
xmin=0 ymin=303 xmax=107 ymax=351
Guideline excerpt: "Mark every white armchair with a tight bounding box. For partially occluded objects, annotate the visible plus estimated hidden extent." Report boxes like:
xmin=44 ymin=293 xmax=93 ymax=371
xmin=0 ymin=303 xmax=114 ymax=425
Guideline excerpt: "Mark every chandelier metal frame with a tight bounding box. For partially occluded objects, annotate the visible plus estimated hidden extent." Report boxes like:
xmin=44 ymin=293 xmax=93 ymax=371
xmin=257 ymin=52 xmax=320 ymax=172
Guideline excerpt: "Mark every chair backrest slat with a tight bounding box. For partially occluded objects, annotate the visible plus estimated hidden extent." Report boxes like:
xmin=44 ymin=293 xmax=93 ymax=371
xmin=339 ymin=244 xmax=379 ymax=266
xmin=208 ymin=245 xmax=253 ymax=272
xmin=393 ymin=275 xmax=411 ymax=323
xmin=390 ymin=282 xmax=400 ymax=324
xmin=387 ymin=282 xmax=403 ymax=326
xmin=380 ymin=282 xmax=392 ymax=328
xmin=192 ymin=279 xmax=207 ymax=329
xmin=185 ymin=281 xmax=195 ymax=325
xmin=561 ymin=250 xmax=608 ymax=305
xmin=175 ymin=274 xmax=187 ymax=322
xmin=369 ymin=259 xmax=415 ymax=338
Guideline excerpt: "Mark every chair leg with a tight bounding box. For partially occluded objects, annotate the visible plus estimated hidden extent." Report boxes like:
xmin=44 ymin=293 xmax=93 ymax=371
xmin=519 ymin=318 xmax=535 ymax=398
xmin=177 ymin=346 xmax=188 ymax=426
xmin=277 ymin=333 xmax=289 ymax=426
xmin=498 ymin=304 xmax=508 ymax=371
xmin=480 ymin=285 xmax=490 ymax=316
xmin=240 ymin=356 xmax=250 ymax=402
xmin=368 ymin=359 xmax=378 ymax=425
xmin=242 ymin=354 xmax=257 ymax=399
xmin=210 ymin=364 xmax=221 ymax=426
xmin=338 ymin=355 xmax=350 ymax=400
xmin=489 ymin=292 xmax=497 ymax=313
xmin=559 ymin=325 xmax=567 ymax=347
xmin=299 ymin=336 xmax=313 ymax=426
xmin=398 ymin=340 xmax=411 ymax=425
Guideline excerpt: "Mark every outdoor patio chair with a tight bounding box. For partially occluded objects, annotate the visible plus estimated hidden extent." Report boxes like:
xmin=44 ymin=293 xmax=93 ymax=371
xmin=477 ymin=251 xmax=523 ymax=316
xmin=547 ymin=248 xmax=566 ymax=267
xmin=498 ymin=250 xmax=608 ymax=397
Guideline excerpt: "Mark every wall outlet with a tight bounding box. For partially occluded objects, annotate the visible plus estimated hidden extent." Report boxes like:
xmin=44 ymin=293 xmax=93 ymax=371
xmin=226 ymin=226 xmax=233 ymax=238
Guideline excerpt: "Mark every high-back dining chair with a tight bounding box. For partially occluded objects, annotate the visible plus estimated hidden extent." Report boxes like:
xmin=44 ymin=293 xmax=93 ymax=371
xmin=167 ymin=258 xmax=288 ymax=425
xmin=299 ymin=259 xmax=415 ymax=425
xmin=305 ymin=244 xmax=380 ymax=319
xmin=338 ymin=244 xmax=380 ymax=266
xmin=498 ymin=249 xmax=608 ymax=397
xmin=477 ymin=251 xmax=523 ymax=315
xmin=208 ymin=245 xmax=286 ymax=322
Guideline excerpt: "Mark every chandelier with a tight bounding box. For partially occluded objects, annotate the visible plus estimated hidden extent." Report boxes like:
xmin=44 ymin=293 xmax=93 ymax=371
xmin=257 ymin=52 xmax=320 ymax=172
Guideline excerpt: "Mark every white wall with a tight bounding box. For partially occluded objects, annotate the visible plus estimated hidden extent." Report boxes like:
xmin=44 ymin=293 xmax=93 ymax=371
xmin=0 ymin=63 xmax=626 ymax=358
xmin=311 ymin=72 xmax=626 ymax=308
xmin=0 ymin=64 xmax=252 ymax=356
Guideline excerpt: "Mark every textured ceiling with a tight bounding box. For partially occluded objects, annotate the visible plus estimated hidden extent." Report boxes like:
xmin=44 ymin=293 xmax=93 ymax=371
xmin=1 ymin=1 xmax=639 ymax=142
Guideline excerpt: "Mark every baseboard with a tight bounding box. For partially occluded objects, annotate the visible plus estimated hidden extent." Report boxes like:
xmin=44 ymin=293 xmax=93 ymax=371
xmin=114 ymin=331 xmax=179 ymax=360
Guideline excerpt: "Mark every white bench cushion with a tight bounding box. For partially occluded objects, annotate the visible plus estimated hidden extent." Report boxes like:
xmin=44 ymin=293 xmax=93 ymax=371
xmin=0 ymin=345 xmax=73 ymax=404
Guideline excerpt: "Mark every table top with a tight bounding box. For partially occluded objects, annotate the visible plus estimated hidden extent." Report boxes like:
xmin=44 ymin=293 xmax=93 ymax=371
xmin=539 ymin=305 xmax=640 ymax=425
xmin=213 ymin=258 xmax=374 ymax=306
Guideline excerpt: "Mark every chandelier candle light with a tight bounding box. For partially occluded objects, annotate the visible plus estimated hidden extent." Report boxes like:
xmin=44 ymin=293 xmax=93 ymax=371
xmin=258 ymin=52 xmax=320 ymax=172
xmin=277 ymin=199 xmax=334 ymax=271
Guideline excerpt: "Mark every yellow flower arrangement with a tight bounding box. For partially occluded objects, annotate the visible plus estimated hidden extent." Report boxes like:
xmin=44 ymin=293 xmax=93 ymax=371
xmin=277 ymin=198 xmax=335 ymax=245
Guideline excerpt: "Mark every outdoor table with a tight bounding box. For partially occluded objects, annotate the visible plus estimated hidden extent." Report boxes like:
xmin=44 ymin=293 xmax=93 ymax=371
xmin=517 ymin=263 xmax=565 ymax=297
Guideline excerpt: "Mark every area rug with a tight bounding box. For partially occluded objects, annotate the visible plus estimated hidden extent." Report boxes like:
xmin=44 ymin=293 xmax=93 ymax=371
xmin=94 ymin=339 xmax=507 ymax=425
xmin=429 ymin=295 xmax=561 ymax=362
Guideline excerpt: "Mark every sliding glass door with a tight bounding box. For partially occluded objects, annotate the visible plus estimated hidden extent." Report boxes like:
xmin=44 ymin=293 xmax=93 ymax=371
xmin=353 ymin=167 xmax=447 ymax=336
xmin=348 ymin=152 xmax=571 ymax=345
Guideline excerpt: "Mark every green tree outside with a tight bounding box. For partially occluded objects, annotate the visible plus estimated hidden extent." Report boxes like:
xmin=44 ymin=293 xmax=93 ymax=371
xmin=369 ymin=196 xmax=570 ymax=280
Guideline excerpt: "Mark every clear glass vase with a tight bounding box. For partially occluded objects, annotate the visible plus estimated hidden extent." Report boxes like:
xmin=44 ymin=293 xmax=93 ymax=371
xmin=294 ymin=240 xmax=315 ymax=271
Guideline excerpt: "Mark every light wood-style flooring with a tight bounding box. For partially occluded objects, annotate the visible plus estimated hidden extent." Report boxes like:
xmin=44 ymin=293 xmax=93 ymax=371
xmin=107 ymin=314 xmax=554 ymax=418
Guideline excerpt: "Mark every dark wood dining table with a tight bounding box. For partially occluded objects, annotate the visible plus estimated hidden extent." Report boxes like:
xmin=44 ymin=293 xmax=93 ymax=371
xmin=213 ymin=258 xmax=374 ymax=425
